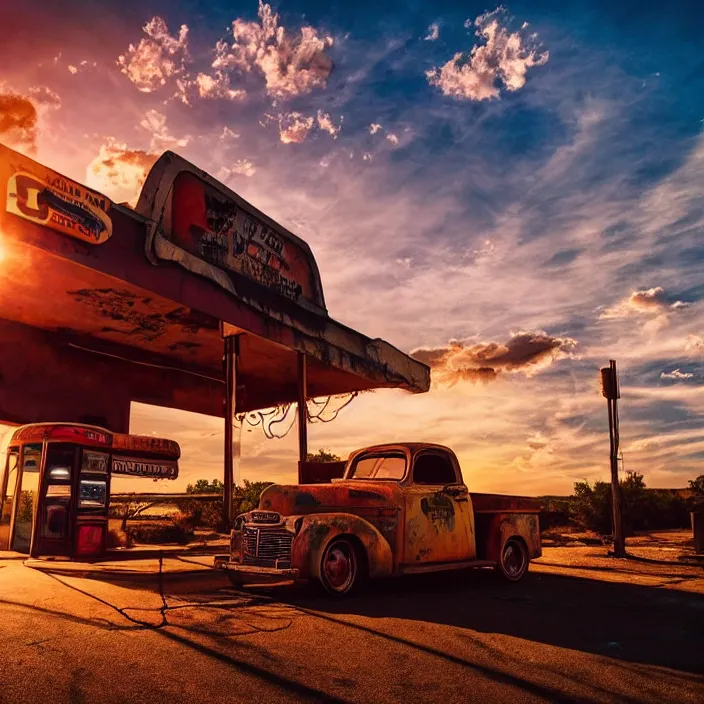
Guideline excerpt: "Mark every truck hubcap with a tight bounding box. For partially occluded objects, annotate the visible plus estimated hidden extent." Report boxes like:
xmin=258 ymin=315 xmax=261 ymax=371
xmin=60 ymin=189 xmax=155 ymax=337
xmin=503 ymin=541 xmax=525 ymax=578
xmin=323 ymin=543 xmax=355 ymax=591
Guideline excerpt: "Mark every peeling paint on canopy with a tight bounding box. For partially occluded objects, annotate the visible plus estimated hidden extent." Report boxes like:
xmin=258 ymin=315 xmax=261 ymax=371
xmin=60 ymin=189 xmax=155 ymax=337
xmin=0 ymin=143 xmax=429 ymax=431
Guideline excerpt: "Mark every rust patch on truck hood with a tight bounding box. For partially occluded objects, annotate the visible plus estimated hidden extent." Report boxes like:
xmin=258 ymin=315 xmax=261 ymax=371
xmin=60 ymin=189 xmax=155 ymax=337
xmin=259 ymin=481 xmax=400 ymax=516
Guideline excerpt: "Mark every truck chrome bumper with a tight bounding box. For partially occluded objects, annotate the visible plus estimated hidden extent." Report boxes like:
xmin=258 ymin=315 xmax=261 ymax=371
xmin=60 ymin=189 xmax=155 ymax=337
xmin=217 ymin=560 xmax=300 ymax=583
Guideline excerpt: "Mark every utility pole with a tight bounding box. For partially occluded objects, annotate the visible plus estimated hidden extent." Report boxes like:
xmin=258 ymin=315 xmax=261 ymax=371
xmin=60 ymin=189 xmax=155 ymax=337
xmin=297 ymin=352 xmax=308 ymax=484
xmin=223 ymin=334 xmax=240 ymax=529
xmin=601 ymin=360 xmax=626 ymax=557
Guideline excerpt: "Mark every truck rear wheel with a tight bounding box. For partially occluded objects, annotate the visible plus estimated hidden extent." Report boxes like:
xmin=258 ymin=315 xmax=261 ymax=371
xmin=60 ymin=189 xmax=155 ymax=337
xmin=497 ymin=538 xmax=529 ymax=581
xmin=319 ymin=537 xmax=363 ymax=596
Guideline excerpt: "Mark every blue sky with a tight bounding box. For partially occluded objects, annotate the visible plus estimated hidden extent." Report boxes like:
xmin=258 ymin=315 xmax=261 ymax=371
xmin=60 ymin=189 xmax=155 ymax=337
xmin=0 ymin=1 xmax=702 ymax=494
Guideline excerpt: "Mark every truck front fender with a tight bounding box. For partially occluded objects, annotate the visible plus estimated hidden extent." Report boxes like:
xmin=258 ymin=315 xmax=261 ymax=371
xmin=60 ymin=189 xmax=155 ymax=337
xmin=291 ymin=513 xmax=394 ymax=580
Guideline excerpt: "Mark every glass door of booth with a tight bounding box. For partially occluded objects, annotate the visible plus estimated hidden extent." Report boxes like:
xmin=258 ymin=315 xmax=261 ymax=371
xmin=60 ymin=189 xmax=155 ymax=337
xmin=10 ymin=444 xmax=42 ymax=553
xmin=34 ymin=443 xmax=77 ymax=557
xmin=0 ymin=449 xmax=20 ymax=550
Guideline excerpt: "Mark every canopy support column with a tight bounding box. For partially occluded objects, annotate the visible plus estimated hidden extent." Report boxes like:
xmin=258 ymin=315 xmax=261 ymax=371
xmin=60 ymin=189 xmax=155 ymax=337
xmin=223 ymin=334 xmax=240 ymax=528
xmin=297 ymin=352 xmax=308 ymax=483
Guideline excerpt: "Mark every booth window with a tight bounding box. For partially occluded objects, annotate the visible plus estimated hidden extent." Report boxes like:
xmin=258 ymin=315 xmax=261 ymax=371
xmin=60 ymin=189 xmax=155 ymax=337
xmin=22 ymin=444 xmax=42 ymax=472
xmin=79 ymin=480 xmax=107 ymax=508
xmin=43 ymin=503 xmax=69 ymax=539
xmin=1 ymin=451 xmax=19 ymax=530
xmin=46 ymin=444 xmax=75 ymax=481
xmin=82 ymin=450 xmax=108 ymax=474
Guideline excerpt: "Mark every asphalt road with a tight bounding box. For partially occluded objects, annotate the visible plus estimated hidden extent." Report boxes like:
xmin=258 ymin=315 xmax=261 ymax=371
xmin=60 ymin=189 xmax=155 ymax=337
xmin=0 ymin=557 xmax=702 ymax=704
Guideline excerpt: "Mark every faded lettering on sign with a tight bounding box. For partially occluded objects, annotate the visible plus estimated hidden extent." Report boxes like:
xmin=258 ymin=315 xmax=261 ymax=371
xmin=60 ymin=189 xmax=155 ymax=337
xmin=171 ymin=172 xmax=309 ymax=303
xmin=7 ymin=171 xmax=112 ymax=244
xmin=112 ymin=457 xmax=178 ymax=480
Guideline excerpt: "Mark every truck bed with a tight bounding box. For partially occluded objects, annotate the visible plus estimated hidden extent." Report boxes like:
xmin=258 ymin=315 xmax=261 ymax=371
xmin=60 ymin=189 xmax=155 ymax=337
xmin=471 ymin=493 xmax=541 ymax=514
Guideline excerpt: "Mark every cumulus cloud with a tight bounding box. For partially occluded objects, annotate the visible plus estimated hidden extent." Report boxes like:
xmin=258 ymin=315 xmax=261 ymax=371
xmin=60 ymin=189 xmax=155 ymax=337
xmin=221 ymin=159 xmax=256 ymax=179
xmin=661 ymin=369 xmax=694 ymax=381
xmin=213 ymin=1 xmax=333 ymax=99
xmin=193 ymin=72 xmax=247 ymax=101
xmin=411 ymin=330 xmax=577 ymax=386
xmin=139 ymin=109 xmax=190 ymax=150
xmin=426 ymin=8 xmax=548 ymax=101
xmin=270 ymin=111 xmax=315 ymax=143
xmin=386 ymin=132 xmax=399 ymax=145
xmin=600 ymin=287 xmax=688 ymax=319
xmin=118 ymin=17 xmax=189 ymax=93
xmin=424 ymin=23 xmax=440 ymax=41
xmin=86 ymin=140 xmax=159 ymax=206
xmin=369 ymin=123 xmax=382 ymax=135
xmin=67 ymin=60 xmax=97 ymax=75
xmin=317 ymin=110 xmax=342 ymax=139
xmin=220 ymin=126 xmax=240 ymax=141
xmin=0 ymin=92 xmax=38 ymax=153
xmin=27 ymin=85 xmax=61 ymax=111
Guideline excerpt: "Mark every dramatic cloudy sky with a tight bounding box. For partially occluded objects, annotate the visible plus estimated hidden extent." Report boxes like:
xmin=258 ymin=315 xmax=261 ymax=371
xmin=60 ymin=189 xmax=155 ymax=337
xmin=0 ymin=1 xmax=703 ymax=495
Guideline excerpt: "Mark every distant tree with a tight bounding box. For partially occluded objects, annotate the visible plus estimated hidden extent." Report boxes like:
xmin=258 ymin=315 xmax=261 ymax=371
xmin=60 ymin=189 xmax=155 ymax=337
xmin=233 ymin=479 xmax=275 ymax=515
xmin=186 ymin=478 xmax=224 ymax=494
xmin=306 ymin=449 xmax=341 ymax=463
xmin=689 ymin=475 xmax=704 ymax=510
xmin=571 ymin=471 xmax=689 ymax=535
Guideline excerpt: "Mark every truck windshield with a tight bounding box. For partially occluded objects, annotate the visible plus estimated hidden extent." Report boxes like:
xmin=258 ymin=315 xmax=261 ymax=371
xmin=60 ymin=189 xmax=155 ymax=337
xmin=348 ymin=452 xmax=406 ymax=480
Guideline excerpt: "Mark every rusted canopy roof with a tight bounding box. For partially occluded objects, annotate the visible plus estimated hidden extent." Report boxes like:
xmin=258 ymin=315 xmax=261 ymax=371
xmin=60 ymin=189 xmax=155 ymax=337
xmin=0 ymin=144 xmax=429 ymax=431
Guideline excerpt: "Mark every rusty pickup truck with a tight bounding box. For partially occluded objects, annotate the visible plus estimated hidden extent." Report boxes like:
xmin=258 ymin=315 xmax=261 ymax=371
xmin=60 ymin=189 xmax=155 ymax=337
xmin=218 ymin=443 xmax=541 ymax=595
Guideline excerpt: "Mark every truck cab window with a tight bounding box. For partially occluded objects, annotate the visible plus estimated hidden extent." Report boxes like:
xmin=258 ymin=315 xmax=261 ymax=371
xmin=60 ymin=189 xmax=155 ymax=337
xmin=349 ymin=453 xmax=406 ymax=480
xmin=413 ymin=453 xmax=457 ymax=485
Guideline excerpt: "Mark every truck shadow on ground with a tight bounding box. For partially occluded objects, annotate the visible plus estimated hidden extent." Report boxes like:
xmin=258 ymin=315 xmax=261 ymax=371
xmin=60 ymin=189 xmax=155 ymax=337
xmin=4 ymin=564 xmax=703 ymax=703
xmin=270 ymin=568 xmax=704 ymax=676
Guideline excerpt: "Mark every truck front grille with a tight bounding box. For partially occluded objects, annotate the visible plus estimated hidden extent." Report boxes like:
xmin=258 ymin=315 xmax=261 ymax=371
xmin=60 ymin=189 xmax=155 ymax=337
xmin=242 ymin=526 xmax=293 ymax=568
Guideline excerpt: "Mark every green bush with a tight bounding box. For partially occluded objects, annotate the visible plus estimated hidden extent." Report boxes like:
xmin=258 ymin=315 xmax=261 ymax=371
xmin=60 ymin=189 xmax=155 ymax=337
xmin=570 ymin=472 xmax=690 ymax=536
xmin=538 ymin=497 xmax=573 ymax=530
xmin=126 ymin=514 xmax=194 ymax=545
xmin=306 ymin=449 xmax=341 ymax=463
xmin=174 ymin=478 xmax=275 ymax=531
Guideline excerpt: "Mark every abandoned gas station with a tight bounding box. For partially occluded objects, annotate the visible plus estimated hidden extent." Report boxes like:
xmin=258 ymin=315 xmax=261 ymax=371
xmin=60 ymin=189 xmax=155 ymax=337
xmin=0 ymin=143 xmax=430 ymax=558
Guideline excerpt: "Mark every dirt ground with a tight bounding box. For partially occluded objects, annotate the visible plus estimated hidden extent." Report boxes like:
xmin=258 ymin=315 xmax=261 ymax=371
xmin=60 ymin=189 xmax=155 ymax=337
xmin=533 ymin=530 xmax=704 ymax=594
xmin=1 ymin=529 xmax=703 ymax=703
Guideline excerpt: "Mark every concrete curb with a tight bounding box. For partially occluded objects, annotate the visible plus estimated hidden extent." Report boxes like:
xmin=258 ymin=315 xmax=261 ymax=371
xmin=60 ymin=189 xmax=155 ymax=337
xmin=24 ymin=560 xmax=234 ymax=594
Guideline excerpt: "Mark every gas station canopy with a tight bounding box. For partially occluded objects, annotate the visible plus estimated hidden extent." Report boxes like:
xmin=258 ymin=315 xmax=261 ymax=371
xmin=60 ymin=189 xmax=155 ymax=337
xmin=0 ymin=144 xmax=429 ymax=432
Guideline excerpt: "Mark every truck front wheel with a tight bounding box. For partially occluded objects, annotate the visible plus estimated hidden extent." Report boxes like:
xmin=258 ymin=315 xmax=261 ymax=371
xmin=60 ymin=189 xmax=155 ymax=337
xmin=319 ymin=537 xmax=363 ymax=596
xmin=497 ymin=538 xmax=529 ymax=581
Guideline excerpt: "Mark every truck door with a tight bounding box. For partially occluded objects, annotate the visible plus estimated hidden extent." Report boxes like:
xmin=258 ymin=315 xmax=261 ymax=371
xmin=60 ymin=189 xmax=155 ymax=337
xmin=403 ymin=450 xmax=475 ymax=565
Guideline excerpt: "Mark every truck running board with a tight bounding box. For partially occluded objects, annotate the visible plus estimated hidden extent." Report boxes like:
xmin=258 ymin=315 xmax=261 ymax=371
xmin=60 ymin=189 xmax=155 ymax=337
xmin=400 ymin=559 xmax=497 ymax=575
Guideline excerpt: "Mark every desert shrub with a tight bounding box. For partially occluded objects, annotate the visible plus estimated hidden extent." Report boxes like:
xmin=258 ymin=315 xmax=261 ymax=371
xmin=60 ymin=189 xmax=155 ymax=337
xmin=570 ymin=472 xmax=690 ymax=535
xmin=126 ymin=516 xmax=194 ymax=545
xmin=306 ymin=449 xmax=341 ymax=463
xmin=106 ymin=528 xmax=131 ymax=549
xmin=200 ymin=502 xmax=224 ymax=531
xmin=232 ymin=480 xmax=275 ymax=517
xmin=689 ymin=475 xmax=704 ymax=511
xmin=538 ymin=497 xmax=573 ymax=530
xmin=174 ymin=478 xmax=275 ymax=531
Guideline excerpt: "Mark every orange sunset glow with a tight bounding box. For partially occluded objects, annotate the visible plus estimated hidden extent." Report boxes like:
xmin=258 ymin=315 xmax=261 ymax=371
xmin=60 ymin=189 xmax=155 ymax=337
xmin=0 ymin=1 xmax=702 ymax=501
